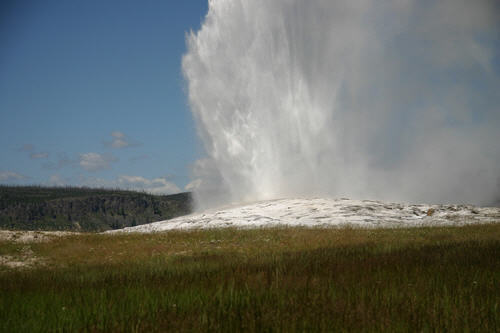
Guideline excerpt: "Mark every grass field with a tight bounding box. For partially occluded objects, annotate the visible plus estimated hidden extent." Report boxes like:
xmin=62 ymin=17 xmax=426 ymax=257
xmin=1 ymin=224 xmax=499 ymax=332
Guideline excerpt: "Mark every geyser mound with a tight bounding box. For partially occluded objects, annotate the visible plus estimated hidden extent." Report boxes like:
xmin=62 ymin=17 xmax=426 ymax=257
xmin=183 ymin=0 xmax=500 ymax=209
xmin=110 ymin=198 xmax=500 ymax=233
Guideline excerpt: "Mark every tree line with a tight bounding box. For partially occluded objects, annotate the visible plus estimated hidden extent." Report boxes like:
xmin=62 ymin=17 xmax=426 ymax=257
xmin=0 ymin=185 xmax=192 ymax=231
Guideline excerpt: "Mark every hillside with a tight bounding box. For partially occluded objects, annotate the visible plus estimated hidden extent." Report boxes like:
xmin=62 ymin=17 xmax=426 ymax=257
xmin=0 ymin=186 xmax=192 ymax=231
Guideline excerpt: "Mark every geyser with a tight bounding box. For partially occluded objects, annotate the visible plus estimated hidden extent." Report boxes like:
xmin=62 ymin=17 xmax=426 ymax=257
xmin=183 ymin=0 xmax=500 ymax=209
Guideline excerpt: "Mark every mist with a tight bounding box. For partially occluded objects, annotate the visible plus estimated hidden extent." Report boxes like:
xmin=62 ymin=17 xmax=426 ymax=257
xmin=182 ymin=0 xmax=500 ymax=209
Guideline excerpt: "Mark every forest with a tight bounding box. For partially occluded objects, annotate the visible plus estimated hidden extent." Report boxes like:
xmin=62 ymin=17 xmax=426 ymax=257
xmin=0 ymin=186 xmax=192 ymax=231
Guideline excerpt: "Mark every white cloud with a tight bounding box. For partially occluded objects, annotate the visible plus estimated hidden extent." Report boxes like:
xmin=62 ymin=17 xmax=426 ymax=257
xmin=0 ymin=171 xmax=28 ymax=182
xmin=79 ymin=152 xmax=118 ymax=172
xmin=39 ymin=173 xmax=182 ymax=195
xmin=105 ymin=131 xmax=140 ymax=149
xmin=111 ymin=131 xmax=125 ymax=139
xmin=78 ymin=175 xmax=181 ymax=195
xmin=117 ymin=175 xmax=181 ymax=195
xmin=47 ymin=174 xmax=66 ymax=186
xmin=30 ymin=152 xmax=49 ymax=159
xmin=185 ymin=179 xmax=202 ymax=191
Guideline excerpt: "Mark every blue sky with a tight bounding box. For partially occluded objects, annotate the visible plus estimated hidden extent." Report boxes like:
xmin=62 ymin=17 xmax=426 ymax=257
xmin=1 ymin=0 xmax=208 ymax=193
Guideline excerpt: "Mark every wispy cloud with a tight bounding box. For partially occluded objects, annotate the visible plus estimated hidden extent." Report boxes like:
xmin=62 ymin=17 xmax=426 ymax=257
xmin=17 ymin=144 xmax=49 ymax=160
xmin=79 ymin=175 xmax=181 ymax=195
xmin=30 ymin=152 xmax=49 ymax=159
xmin=43 ymin=153 xmax=75 ymax=170
xmin=104 ymin=131 xmax=141 ymax=149
xmin=17 ymin=144 xmax=34 ymax=152
xmin=47 ymin=174 xmax=68 ymax=186
xmin=0 ymin=171 xmax=29 ymax=182
xmin=79 ymin=152 xmax=118 ymax=172
xmin=117 ymin=175 xmax=180 ymax=194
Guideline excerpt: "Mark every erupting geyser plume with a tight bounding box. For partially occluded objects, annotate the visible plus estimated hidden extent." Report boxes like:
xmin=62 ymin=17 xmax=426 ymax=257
xmin=183 ymin=0 xmax=500 ymax=209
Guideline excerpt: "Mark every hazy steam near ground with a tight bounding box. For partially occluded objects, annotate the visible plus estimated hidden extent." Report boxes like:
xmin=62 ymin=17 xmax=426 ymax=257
xmin=182 ymin=0 xmax=500 ymax=209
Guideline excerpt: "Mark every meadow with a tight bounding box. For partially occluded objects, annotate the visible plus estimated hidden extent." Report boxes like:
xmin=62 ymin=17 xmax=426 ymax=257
xmin=1 ymin=224 xmax=499 ymax=332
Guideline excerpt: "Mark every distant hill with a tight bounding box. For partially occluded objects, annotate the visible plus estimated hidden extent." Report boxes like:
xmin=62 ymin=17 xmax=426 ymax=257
xmin=0 ymin=186 xmax=192 ymax=231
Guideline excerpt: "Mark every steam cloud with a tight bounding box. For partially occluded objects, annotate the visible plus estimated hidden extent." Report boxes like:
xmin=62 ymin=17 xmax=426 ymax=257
xmin=183 ymin=0 xmax=500 ymax=209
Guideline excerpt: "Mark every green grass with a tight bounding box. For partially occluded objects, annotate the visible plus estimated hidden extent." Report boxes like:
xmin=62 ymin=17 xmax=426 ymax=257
xmin=1 ymin=224 xmax=499 ymax=332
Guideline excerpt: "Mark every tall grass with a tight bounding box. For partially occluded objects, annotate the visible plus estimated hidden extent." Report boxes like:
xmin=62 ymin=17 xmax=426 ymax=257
xmin=1 ymin=225 xmax=499 ymax=332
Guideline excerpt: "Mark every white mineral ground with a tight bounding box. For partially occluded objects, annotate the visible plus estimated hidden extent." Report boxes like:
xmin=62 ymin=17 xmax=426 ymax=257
xmin=109 ymin=198 xmax=500 ymax=233
xmin=0 ymin=230 xmax=76 ymax=243
xmin=0 ymin=231 xmax=78 ymax=269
